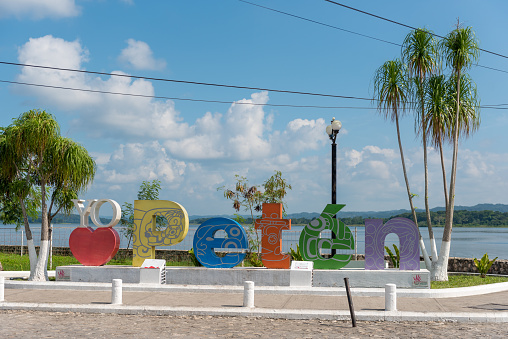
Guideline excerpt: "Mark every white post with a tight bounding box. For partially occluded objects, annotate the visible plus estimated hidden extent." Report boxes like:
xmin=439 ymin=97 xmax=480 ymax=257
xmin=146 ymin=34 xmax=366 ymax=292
xmin=111 ymin=279 xmax=122 ymax=305
xmin=354 ymin=227 xmax=357 ymax=260
xmin=0 ymin=276 xmax=4 ymax=302
xmin=49 ymin=226 xmax=53 ymax=270
xmin=385 ymin=283 xmax=396 ymax=311
xmin=243 ymin=280 xmax=255 ymax=308
xmin=21 ymin=230 xmax=24 ymax=256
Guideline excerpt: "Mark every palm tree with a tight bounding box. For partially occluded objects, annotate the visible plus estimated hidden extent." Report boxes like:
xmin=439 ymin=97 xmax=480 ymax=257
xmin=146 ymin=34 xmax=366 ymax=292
xmin=402 ymin=28 xmax=440 ymax=263
xmin=434 ymin=23 xmax=480 ymax=281
xmin=424 ymin=74 xmax=453 ymax=211
xmin=373 ymin=59 xmax=431 ymax=264
xmin=1 ymin=110 xmax=96 ymax=281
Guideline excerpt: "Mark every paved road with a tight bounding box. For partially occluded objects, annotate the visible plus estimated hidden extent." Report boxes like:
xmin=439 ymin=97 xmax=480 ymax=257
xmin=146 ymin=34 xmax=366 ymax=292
xmin=1 ymin=310 xmax=507 ymax=338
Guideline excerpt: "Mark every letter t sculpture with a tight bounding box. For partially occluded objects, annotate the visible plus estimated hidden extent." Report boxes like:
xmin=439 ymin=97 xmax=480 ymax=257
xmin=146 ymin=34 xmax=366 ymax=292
xmin=255 ymin=203 xmax=291 ymax=269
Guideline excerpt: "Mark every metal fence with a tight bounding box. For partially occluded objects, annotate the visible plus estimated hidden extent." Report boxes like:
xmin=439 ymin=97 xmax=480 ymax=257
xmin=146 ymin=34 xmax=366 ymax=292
xmin=0 ymin=225 xmax=361 ymax=256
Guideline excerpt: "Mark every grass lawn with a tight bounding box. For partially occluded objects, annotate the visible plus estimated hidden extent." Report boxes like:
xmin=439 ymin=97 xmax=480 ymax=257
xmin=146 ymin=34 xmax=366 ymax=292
xmin=431 ymin=274 xmax=508 ymax=289
xmin=0 ymin=252 xmax=196 ymax=271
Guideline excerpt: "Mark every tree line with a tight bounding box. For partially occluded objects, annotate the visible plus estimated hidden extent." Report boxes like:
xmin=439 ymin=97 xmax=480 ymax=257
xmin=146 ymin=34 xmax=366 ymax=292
xmin=189 ymin=210 xmax=508 ymax=227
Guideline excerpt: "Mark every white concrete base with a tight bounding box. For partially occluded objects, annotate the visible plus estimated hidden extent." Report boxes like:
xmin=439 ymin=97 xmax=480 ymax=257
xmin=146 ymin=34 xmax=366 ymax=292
xmin=313 ymin=269 xmax=430 ymax=289
xmin=166 ymin=267 xmax=292 ymax=286
xmin=290 ymin=269 xmax=312 ymax=287
xmin=55 ymin=265 xmax=429 ymax=288
xmin=55 ymin=265 xmax=163 ymax=284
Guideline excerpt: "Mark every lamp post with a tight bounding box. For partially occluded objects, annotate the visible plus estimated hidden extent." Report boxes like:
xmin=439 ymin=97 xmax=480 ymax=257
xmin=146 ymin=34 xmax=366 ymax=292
xmin=326 ymin=117 xmax=342 ymax=256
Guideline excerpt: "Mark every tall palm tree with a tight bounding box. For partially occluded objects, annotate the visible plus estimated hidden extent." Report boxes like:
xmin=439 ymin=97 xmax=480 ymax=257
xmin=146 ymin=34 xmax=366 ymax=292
xmin=434 ymin=23 xmax=480 ymax=281
xmin=373 ymin=60 xmax=430 ymax=264
xmin=424 ymin=74 xmax=453 ymax=211
xmin=402 ymin=28 xmax=439 ymax=263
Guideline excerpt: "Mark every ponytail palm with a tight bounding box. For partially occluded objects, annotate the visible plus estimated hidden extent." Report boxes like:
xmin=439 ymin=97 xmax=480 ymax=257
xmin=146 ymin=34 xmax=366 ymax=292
xmin=424 ymin=74 xmax=453 ymax=210
xmin=402 ymin=28 xmax=439 ymax=264
xmin=373 ymin=60 xmax=427 ymax=253
xmin=434 ymin=24 xmax=480 ymax=281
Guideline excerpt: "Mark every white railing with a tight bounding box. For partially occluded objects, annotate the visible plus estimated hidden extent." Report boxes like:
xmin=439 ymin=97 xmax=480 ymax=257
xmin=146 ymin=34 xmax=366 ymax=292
xmin=0 ymin=226 xmax=361 ymax=255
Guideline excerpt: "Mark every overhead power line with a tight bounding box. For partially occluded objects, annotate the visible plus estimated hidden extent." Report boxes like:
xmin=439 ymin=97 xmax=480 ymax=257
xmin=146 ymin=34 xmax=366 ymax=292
xmin=0 ymin=79 xmax=376 ymax=110
xmin=0 ymin=61 xmax=372 ymax=101
xmin=323 ymin=0 xmax=508 ymax=60
xmin=238 ymin=0 xmax=400 ymax=47
xmin=2 ymin=79 xmax=506 ymax=110
xmin=240 ymin=0 xmax=508 ymax=75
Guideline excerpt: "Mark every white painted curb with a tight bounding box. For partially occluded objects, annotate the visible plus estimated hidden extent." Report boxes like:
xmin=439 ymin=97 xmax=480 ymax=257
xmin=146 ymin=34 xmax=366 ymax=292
xmin=4 ymin=280 xmax=508 ymax=298
xmin=0 ymin=302 xmax=507 ymax=323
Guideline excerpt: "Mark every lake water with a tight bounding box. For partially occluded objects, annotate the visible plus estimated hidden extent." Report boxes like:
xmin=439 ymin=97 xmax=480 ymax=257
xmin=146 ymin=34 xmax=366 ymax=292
xmin=1 ymin=224 xmax=507 ymax=260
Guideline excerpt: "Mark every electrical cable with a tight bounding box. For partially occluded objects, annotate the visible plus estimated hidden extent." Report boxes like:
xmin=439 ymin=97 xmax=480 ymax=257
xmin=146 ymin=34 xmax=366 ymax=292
xmin=0 ymin=61 xmax=372 ymax=101
xmin=323 ymin=0 xmax=508 ymax=60
xmin=238 ymin=0 xmax=401 ymax=47
xmin=0 ymin=79 xmax=377 ymax=110
xmin=2 ymin=79 xmax=506 ymax=110
xmin=239 ymin=1 xmax=508 ymax=74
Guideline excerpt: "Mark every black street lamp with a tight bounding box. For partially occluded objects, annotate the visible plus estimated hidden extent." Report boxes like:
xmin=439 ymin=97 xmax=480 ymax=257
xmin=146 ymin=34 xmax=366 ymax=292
xmin=326 ymin=117 xmax=342 ymax=256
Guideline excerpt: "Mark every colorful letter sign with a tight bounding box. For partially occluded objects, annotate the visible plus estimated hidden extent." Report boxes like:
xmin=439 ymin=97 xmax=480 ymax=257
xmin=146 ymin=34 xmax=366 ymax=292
xmin=193 ymin=217 xmax=248 ymax=268
xmin=299 ymin=204 xmax=354 ymax=269
xmin=69 ymin=199 xmax=121 ymax=266
xmin=132 ymin=200 xmax=189 ymax=267
xmin=365 ymin=217 xmax=420 ymax=270
xmin=255 ymin=203 xmax=291 ymax=269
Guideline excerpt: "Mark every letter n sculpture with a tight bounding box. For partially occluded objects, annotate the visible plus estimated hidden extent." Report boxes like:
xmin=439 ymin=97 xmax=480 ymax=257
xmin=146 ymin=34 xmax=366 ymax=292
xmin=255 ymin=203 xmax=291 ymax=269
xmin=365 ymin=217 xmax=420 ymax=270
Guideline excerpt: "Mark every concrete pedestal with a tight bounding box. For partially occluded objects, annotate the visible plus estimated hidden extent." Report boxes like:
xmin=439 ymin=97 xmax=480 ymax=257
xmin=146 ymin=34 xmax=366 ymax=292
xmin=55 ymin=265 xmax=163 ymax=284
xmin=166 ymin=267 xmax=292 ymax=286
xmin=56 ymin=265 xmax=430 ymax=289
xmin=313 ymin=268 xmax=430 ymax=289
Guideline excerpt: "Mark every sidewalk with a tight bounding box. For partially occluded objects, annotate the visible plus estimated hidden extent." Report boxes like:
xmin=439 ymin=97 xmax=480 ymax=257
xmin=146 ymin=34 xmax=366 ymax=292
xmin=2 ymin=278 xmax=508 ymax=322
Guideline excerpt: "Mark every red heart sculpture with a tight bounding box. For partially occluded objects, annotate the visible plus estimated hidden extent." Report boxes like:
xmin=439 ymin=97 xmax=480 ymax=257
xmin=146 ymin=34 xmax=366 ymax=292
xmin=69 ymin=227 xmax=120 ymax=266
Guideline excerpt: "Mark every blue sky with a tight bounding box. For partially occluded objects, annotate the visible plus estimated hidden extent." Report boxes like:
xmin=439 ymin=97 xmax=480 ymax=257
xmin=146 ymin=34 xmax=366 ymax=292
xmin=1 ymin=0 xmax=508 ymax=216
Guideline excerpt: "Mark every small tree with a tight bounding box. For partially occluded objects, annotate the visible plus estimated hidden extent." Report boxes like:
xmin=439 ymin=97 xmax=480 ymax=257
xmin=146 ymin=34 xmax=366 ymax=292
xmin=218 ymin=175 xmax=263 ymax=263
xmin=218 ymin=171 xmax=292 ymax=265
xmin=120 ymin=179 xmax=163 ymax=249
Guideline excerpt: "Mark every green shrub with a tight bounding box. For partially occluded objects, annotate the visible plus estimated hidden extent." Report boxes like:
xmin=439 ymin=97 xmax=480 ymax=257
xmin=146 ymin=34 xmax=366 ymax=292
xmin=385 ymin=244 xmax=400 ymax=268
xmin=188 ymin=248 xmax=202 ymax=267
xmin=290 ymin=245 xmax=303 ymax=261
xmin=474 ymin=253 xmax=497 ymax=278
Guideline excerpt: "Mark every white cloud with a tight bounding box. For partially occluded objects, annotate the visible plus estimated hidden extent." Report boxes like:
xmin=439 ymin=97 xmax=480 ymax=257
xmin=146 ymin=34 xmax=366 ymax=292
xmin=118 ymin=39 xmax=166 ymax=71
xmin=16 ymin=35 xmax=185 ymax=139
xmin=99 ymin=141 xmax=186 ymax=186
xmin=279 ymin=118 xmax=328 ymax=154
xmin=16 ymin=35 xmax=508 ymax=215
xmin=0 ymin=0 xmax=80 ymax=19
xmin=164 ymin=92 xmax=273 ymax=160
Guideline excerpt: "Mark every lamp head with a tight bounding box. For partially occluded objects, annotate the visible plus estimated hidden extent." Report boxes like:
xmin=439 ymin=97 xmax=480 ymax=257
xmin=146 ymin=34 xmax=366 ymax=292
xmin=326 ymin=117 xmax=342 ymax=140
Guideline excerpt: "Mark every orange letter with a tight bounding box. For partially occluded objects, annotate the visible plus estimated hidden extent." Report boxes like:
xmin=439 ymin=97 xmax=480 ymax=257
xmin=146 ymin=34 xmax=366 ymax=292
xmin=255 ymin=203 xmax=291 ymax=269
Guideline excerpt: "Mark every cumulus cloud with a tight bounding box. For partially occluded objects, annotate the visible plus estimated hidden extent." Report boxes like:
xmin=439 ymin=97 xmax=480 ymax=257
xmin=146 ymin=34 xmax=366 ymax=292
xmin=16 ymin=35 xmax=185 ymax=139
xmin=277 ymin=118 xmax=328 ymax=154
xmin=118 ymin=39 xmax=166 ymax=70
xmin=164 ymin=92 xmax=273 ymax=160
xmin=99 ymin=141 xmax=186 ymax=186
xmin=0 ymin=0 xmax=80 ymax=19
xmin=18 ymin=35 xmax=506 ymax=214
